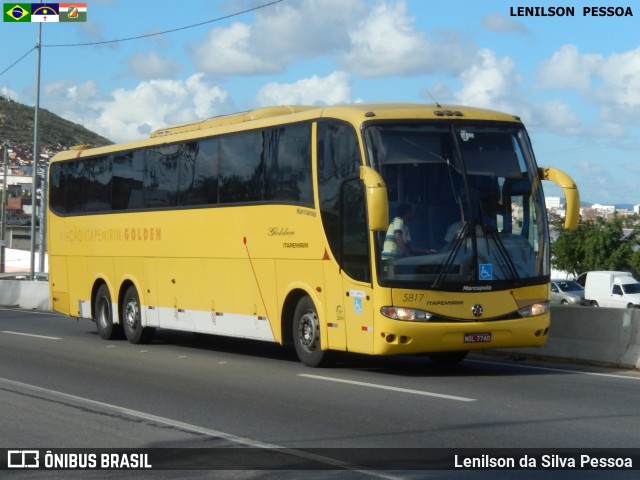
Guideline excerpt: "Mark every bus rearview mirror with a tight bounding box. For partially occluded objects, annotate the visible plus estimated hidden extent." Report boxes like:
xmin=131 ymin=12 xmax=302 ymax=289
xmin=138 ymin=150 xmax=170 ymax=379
xmin=359 ymin=166 xmax=389 ymax=232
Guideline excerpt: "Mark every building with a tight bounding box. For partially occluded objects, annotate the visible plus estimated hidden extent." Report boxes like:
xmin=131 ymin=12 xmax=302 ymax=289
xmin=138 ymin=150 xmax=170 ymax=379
xmin=545 ymin=196 xmax=562 ymax=209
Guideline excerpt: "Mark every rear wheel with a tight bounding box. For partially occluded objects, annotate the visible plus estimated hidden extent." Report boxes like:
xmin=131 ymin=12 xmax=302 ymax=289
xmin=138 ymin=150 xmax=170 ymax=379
xmin=122 ymin=285 xmax=155 ymax=344
xmin=293 ymin=296 xmax=332 ymax=367
xmin=94 ymin=284 xmax=123 ymax=340
xmin=591 ymin=301 xmax=599 ymax=307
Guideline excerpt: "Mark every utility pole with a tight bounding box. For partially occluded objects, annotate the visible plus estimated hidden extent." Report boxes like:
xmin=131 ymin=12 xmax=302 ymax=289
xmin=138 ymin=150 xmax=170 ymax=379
xmin=1 ymin=141 xmax=7 ymax=273
xmin=30 ymin=21 xmax=42 ymax=280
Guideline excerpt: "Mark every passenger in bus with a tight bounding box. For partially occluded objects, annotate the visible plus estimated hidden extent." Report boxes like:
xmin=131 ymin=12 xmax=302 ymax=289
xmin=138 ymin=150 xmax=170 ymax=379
xmin=381 ymin=204 xmax=436 ymax=258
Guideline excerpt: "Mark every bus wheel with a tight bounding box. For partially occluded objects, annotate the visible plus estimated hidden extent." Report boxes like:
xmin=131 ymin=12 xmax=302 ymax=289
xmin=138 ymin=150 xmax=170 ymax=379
xmin=94 ymin=284 xmax=123 ymax=340
xmin=293 ymin=296 xmax=332 ymax=367
xmin=428 ymin=350 xmax=468 ymax=366
xmin=122 ymin=286 xmax=155 ymax=344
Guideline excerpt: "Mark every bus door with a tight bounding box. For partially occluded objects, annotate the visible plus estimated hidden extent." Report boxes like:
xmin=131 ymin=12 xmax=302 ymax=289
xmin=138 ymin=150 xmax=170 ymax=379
xmin=339 ymin=179 xmax=375 ymax=354
xmin=317 ymin=120 xmax=374 ymax=354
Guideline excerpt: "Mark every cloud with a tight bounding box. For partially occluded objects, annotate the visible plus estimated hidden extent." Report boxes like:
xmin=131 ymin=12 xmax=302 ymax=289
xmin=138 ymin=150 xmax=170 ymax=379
xmin=340 ymin=1 xmax=473 ymax=77
xmin=537 ymin=44 xmax=640 ymax=131
xmin=482 ymin=14 xmax=528 ymax=34
xmin=45 ymin=74 xmax=231 ymax=143
xmin=577 ymin=159 xmax=609 ymax=185
xmin=192 ymin=22 xmax=280 ymax=75
xmin=43 ymin=80 xmax=102 ymax=120
xmin=191 ymin=0 xmax=473 ymax=78
xmin=0 ymin=86 xmax=20 ymax=101
xmin=531 ymin=100 xmax=582 ymax=136
xmin=598 ymin=47 xmax=640 ymax=109
xmin=126 ymin=51 xmax=182 ymax=79
xmin=192 ymin=0 xmax=367 ymax=75
xmin=255 ymin=71 xmax=352 ymax=106
xmin=537 ymin=44 xmax=602 ymax=93
xmin=453 ymin=49 xmax=520 ymax=111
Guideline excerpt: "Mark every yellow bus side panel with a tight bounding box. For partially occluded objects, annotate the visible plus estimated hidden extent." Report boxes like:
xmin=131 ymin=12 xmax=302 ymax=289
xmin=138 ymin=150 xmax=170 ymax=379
xmin=49 ymin=255 xmax=70 ymax=315
xmin=66 ymin=256 xmax=89 ymax=318
xmin=322 ymin=261 xmax=347 ymax=350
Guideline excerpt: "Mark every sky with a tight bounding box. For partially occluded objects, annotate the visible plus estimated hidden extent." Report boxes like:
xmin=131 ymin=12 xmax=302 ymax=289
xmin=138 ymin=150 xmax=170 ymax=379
xmin=0 ymin=0 xmax=639 ymax=205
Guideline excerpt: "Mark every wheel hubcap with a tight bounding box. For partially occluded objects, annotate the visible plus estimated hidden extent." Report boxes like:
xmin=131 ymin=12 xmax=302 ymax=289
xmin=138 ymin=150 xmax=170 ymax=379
xmin=125 ymin=299 xmax=139 ymax=329
xmin=298 ymin=310 xmax=318 ymax=351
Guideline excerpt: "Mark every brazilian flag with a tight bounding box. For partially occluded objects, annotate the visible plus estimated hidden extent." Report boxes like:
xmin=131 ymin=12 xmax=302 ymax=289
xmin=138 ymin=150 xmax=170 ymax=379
xmin=4 ymin=3 xmax=31 ymax=22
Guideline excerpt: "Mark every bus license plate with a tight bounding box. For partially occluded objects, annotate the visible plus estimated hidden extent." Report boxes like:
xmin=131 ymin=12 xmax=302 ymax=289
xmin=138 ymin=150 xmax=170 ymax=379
xmin=464 ymin=333 xmax=491 ymax=343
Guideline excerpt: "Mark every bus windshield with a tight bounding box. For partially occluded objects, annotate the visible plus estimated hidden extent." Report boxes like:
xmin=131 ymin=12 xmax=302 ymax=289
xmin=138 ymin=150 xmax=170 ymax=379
xmin=365 ymin=122 xmax=548 ymax=289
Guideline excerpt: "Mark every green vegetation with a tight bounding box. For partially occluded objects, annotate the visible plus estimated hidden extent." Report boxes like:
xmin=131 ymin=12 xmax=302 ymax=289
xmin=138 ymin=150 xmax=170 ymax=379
xmin=551 ymin=213 xmax=640 ymax=277
xmin=0 ymin=96 xmax=112 ymax=147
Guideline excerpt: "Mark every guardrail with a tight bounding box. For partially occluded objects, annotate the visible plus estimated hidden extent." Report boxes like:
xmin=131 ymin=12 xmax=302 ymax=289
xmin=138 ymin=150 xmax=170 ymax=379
xmin=499 ymin=306 xmax=640 ymax=369
xmin=0 ymin=278 xmax=50 ymax=310
xmin=1 ymin=280 xmax=639 ymax=369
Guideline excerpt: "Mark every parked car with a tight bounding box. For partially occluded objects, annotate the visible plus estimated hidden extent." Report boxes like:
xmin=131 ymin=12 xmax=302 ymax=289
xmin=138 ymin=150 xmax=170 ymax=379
xmin=584 ymin=271 xmax=640 ymax=308
xmin=550 ymin=279 xmax=586 ymax=306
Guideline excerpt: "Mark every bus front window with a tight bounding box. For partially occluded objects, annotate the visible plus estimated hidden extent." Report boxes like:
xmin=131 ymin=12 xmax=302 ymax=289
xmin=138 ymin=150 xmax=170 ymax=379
xmin=365 ymin=123 xmax=549 ymax=289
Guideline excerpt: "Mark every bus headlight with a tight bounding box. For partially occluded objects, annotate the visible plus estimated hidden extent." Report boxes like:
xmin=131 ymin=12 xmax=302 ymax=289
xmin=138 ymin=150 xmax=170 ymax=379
xmin=380 ymin=306 xmax=433 ymax=322
xmin=518 ymin=301 xmax=550 ymax=317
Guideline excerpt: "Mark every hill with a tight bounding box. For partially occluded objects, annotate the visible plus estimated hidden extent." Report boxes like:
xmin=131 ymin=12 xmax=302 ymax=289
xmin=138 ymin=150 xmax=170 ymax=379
xmin=0 ymin=96 xmax=112 ymax=148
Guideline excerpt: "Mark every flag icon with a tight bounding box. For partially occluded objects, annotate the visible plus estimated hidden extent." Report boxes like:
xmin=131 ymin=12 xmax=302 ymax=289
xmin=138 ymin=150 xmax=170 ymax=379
xmin=60 ymin=3 xmax=86 ymax=22
xmin=3 ymin=3 xmax=31 ymax=21
xmin=31 ymin=2 xmax=59 ymax=22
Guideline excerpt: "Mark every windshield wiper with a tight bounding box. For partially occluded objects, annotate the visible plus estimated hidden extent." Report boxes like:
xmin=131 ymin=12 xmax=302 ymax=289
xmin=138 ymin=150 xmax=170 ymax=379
xmin=432 ymin=221 xmax=471 ymax=288
xmin=483 ymin=228 xmax=520 ymax=282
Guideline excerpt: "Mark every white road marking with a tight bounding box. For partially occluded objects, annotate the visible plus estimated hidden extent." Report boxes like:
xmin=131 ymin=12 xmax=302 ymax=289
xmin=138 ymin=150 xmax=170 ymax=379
xmin=468 ymin=359 xmax=640 ymax=381
xmin=298 ymin=374 xmax=476 ymax=402
xmin=1 ymin=330 xmax=61 ymax=340
xmin=0 ymin=308 xmax=60 ymax=316
xmin=0 ymin=377 xmax=401 ymax=480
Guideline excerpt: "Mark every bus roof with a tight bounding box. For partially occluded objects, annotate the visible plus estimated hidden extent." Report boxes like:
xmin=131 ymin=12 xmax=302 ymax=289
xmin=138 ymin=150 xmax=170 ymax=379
xmin=149 ymin=103 xmax=522 ymax=138
xmin=52 ymin=103 xmax=523 ymax=162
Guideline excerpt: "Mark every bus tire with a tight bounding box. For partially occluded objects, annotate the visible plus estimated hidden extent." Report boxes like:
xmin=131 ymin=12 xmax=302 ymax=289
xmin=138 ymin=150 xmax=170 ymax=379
xmin=122 ymin=285 xmax=155 ymax=344
xmin=428 ymin=350 xmax=468 ymax=365
xmin=293 ymin=296 xmax=332 ymax=367
xmin=94 ymin=284 xmax=123 ymax=340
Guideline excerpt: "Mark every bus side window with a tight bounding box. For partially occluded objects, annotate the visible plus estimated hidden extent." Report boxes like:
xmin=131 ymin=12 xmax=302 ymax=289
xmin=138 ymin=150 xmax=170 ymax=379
xmin=266 ymin=124 xmax=313 ymax=205
xmin=317 ymin=120 xmax=367 ymax=279
xmin=183 ymin=138 xmax=219 ymax=205
xmin=113 ymin=152 xmax=143 ymax=210
xmin=341 ymin=179 xmax=370 ymax=282
xmin=219 ymin=131 xmax=264 ymax=203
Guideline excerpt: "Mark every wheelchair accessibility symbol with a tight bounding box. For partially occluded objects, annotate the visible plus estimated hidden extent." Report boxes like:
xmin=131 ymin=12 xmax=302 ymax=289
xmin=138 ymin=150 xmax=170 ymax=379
xmin=479 ymin=264 xmax=493 ymax=280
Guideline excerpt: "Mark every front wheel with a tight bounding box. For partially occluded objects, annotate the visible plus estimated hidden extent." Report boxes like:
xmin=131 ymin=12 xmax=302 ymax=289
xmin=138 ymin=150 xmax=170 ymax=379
xmin=293 ymin=296 xmax=332 ymax=367
xmin=122 ymin=286 xmax=155 ymax=344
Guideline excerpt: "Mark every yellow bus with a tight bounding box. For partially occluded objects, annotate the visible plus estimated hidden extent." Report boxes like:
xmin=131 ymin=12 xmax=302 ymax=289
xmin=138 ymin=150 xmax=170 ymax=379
xmin=47 ymin=103 xmax=579 ymax=367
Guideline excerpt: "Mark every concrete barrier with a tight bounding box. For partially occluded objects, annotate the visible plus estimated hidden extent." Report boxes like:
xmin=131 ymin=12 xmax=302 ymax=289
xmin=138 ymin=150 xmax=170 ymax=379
xmin=1 ymin=281 xmax=639 ymax=369
xmin=0 ymin=279 xmax=51 ymax=311
xmin=496 ymin=306 xmax=640 ymax=369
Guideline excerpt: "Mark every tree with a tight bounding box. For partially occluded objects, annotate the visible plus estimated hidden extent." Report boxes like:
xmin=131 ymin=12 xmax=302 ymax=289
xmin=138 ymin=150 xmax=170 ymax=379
xmin=551 ymin=214 xmax=637 ymax=276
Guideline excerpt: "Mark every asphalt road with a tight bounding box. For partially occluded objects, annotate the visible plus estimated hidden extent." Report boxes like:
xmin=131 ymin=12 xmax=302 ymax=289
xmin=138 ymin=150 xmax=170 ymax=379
xmin=1 ymin=308 xmax=639 ymax=479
